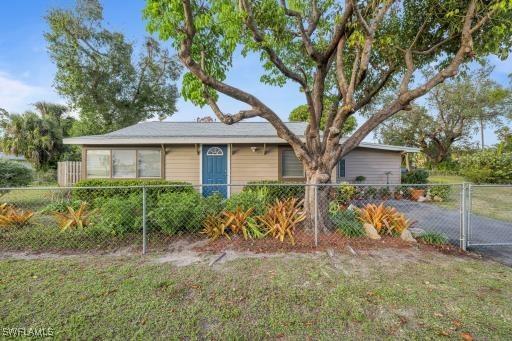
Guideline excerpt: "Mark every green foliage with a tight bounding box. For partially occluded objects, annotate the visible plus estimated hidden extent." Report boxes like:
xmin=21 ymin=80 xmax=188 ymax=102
xmin=355 ymin=176 xmax=366 ymax=183
xmin=150 ymin=192 xmax=204 ymax=234
xmin=0 ymin=160 xmax=33 ymax=194
xmin=0 ymin=103 xmax=75 ymax=170
xmin=428 ymin=185 xmax=452 ymax=201
xmin=401 ymin=169 xmax=429 ymax=184
xmin=202 ymin=193 xmax=225 ymax=217
xmin=40 ymin=199 xmax=84 ymax=214
xmin=225 ymin=189 xmax=268 ymax=216
xmin=73 ymin=179 xmax=194 ymax=205
xmin=93 ymin=195 xmax=142 ymax=235
xmin=244 ymin=181 xmax=305 ymax=203
xmin=45 ymin=0 xmax=181 ymax=135
xmin=335 ymin=182 xmax=357 ymax=204
xmin=460 ymin=149 xmax=512 ymax=184
xmin=377 ymin=186 xmax=392 ymax=199
xmin=289 ymin=104 xmax=357 ymax=134
xmin=417 ymin=231 xmax=448 ymax=245
xmin=330 ymin=209 xmax=364 ymax=237
xmin=359 ymin=186 xmax=377 ymax=200
xmin=376 ymin=65 xmax=511 ymax=164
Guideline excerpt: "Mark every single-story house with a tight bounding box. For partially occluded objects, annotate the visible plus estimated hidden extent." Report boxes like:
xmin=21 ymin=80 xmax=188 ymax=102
xmin=63 ymin=122 xmax=418 ymax=196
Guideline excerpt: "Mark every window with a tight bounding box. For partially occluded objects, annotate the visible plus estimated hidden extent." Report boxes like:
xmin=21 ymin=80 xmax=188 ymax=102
xmin=338 ymin=159 xmax=346 ymax=178
xmin=206 ymin=146 xmax=224 ymax=156
xmin=112 ymin=150 xmax=136 ymax=178
xmin=86 ymin=148 xmax=161 ymax=179
xmin=138 ymin=150 xmax=161 ymax=178
xmin=87 ymin=150 xmax=110 ymax=178
xmin=281 ymin=149 xmax=304 ymax=178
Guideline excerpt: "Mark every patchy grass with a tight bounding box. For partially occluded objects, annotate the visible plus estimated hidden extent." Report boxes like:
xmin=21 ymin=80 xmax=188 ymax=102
xmin=0 ymin=252 xmax=511 ymax=339
xmin=428 ymin=175 xmax=512 ymax=222
xmin=428 ymin=175 xmax=466 ymax=184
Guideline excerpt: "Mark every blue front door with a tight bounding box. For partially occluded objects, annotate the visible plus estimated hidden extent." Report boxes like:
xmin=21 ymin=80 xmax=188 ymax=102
xmin=202 ymin=145 xmax=228 ymax=197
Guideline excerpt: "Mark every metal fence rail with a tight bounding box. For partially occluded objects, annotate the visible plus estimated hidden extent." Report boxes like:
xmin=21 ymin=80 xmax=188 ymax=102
xmin=0 ymin=183 xmax=510 ymax=254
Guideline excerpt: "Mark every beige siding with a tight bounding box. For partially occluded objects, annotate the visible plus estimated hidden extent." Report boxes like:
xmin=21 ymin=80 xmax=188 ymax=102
xmin=230 ymin=144 xmax=279 ymax=193
xmin=336 ymin=148 xmax=401 ymax=184
xmin=165 ymin=145 xmax=200 ymax=185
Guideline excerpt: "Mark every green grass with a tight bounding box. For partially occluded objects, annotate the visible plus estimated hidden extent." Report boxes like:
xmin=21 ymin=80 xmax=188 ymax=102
xmin=0 ymin=254 xmax=511 ymax=339
xmin=428 ymin=175 xmax=512 ymax=222
xmin=428 ymin=175 xmax=466 ymax=184
xmin=417 ymin=231 xmax=449 ymax=245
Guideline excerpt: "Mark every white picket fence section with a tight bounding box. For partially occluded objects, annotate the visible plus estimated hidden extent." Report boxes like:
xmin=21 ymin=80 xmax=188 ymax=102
xmin=57 ymin=161 xmax=82 ymax=186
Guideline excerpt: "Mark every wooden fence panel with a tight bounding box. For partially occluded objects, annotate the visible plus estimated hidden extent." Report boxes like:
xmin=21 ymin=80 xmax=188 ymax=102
xmin=57 ymin=161 xmax=82 ymax=187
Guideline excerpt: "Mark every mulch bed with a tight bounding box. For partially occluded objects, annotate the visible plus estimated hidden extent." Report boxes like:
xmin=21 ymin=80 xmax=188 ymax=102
xmin=194 ymin=230 xmax=470 ymax=257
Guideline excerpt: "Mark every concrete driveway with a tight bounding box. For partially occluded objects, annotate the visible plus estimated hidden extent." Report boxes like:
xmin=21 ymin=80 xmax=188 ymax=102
xmin=387 ymin=200 xmax=512 ymax=266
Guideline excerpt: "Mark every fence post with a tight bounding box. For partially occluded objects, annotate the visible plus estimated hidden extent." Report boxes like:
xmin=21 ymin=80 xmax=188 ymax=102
xmin=314 ymin=185 xmax=318 ymax=247
xmin=460 ymin=183 xmax=468 ymax=251
xmin=142 ymin=186 xmax=147 ymax=255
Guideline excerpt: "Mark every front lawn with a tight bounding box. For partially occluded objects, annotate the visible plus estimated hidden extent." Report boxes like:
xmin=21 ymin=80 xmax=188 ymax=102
xmin=428 ymin=175 xmax=512 ymax=222
xmin=1 ymin=251 xmax=511 ymax=339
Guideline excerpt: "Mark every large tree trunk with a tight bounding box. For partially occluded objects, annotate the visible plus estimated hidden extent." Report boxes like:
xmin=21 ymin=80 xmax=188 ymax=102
xmin=304 ymin=167 xmax=334 ymax=233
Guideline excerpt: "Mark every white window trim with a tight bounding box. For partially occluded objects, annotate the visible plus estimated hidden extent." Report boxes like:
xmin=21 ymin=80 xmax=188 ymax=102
xmin=86 ymin=148 xmax=162 ymax=179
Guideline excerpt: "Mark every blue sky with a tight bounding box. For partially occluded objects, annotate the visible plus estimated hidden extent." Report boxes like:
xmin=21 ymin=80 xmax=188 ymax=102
xmin=0 ymin=0 xmax=510 ymax=144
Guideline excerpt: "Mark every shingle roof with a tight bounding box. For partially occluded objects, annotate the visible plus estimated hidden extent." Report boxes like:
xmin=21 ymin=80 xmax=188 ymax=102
xmin=63 ymin=121 xmax=419 ymax=153
xmin=103 ymin=121 xmax=308 ymax=138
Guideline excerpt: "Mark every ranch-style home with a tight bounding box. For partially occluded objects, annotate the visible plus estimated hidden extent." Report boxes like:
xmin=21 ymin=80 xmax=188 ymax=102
xmin=63 ymin=122 xmax=418 ymax=197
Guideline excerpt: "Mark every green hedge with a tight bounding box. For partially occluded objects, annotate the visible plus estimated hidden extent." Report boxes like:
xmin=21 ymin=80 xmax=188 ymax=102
xmin=243 ymin=180 xmax=305 ymax=203
xmin=72 ymin=179 xmax=194 ymax=205
xmin=0 ymin=160 xmax=33 ymax=195
xmin=460 ymin=149 xmax=512 ymax=184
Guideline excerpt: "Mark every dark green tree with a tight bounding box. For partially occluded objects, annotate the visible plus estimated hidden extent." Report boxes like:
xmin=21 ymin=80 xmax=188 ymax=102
xmin=45 ymin=0 xmax=181 ymax=135
xmin=0 ymin=103 xmax=77 ymax=170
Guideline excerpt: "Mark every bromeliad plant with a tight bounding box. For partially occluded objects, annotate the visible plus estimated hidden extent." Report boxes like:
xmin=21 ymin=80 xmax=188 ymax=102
xmin=53 ymin=202 xmax=94 ymax=231
xmin=0 ymin=205 xmax=35 ymax=228
xmin=258 ymin=198 xmax=306 ymax=245
xmin=202 ymin=214 xmax=233 ymax=240
xmin=358 ymin=203 xmax=412 ymax=235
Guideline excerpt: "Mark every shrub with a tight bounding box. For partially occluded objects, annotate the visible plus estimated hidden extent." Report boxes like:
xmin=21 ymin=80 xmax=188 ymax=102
xmin=359 ymin=186 xmax=377 ymax=199
xmin=53 ymin=202 xmax=94 ymax=231
xmin=93 ymin=195 xmax=142 ymax=235
xmin=401 ymin=169 xmax=429 ymax=184
xmin=330 ymin=209 xmax=365 ymax=237
xmin=459 ymin=149 xmax=512 ymax=184
xmin=0 ymin=206 xmax=34 ymax=228
xmin=244 ymin=180 xmax=305 ymax=203
xmin=355 ymin=175 xmax=366 ymax=183
xmin=258 ymin=198 xmax=306 ymax=245
xmin=223 ymin=208 xmax=265 ymax=240
xmin=225 ymin=189 xmax=268 ymax=216
xmin=40 ymin=199 xmax=85 ymax=214
xmin=428 ymin=185 xmax=452 ymax=201
xmin=358 ymin=203 xmax=411 ymax=235
xmin=73 ymin=179 xmax=194 ymax=205
xmin=150 ymin=191 xmax=204 ymax=235
xmin=202 ymin=193 xmax=225 ymax=217
xmin=417 ymin=231 xmax=448 ymax=245
xmin=377 ymin=186 xmax=391 ymax=199
xmin=335 ymin=182 xmax=357 ymax=205
xmin=0 ymin=160 xmax=33 ymax=196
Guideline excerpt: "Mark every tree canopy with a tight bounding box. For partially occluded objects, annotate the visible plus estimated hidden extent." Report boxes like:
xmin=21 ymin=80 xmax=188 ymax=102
xmin=376 ymin=65 xmax=511 ymax=164
xmin=289 ymin=103 xmax=357 ymax=134
xmin=46 ymin=0 xmax=181 ymax=135
xmin=145 ymin=0 xmax=512 ymax=186
xmin=0 ymin=103 xmax=77 ymax=170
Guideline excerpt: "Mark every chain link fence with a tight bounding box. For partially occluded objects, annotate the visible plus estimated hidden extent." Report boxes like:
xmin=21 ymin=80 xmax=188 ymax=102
xmin=0 ymin=182 xmax=510 ymax=253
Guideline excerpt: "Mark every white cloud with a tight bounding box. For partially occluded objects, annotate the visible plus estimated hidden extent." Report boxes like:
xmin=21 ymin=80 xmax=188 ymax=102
xmin=0 ymin=71 xmax=63 ymax=113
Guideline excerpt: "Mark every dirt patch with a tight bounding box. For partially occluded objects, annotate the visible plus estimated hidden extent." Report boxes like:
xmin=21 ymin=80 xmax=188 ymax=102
xmin=195 ymin=230 xmax=471 ymax=257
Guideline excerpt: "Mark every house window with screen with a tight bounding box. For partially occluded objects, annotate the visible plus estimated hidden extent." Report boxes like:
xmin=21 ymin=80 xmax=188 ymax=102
xmin=86 ymin=149 xmax=161 ymax=179
xmin=87 ymin=150 xmax=111 ymax=178
xmin=281 ymin=149 xmax=304 ymax=178
xmin=338 ymin=159 xmax=346 ymax=178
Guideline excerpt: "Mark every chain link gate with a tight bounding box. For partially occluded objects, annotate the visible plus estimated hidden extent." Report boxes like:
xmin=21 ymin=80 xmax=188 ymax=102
xmin=466 ymin=184 xmax=512 ymax=247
